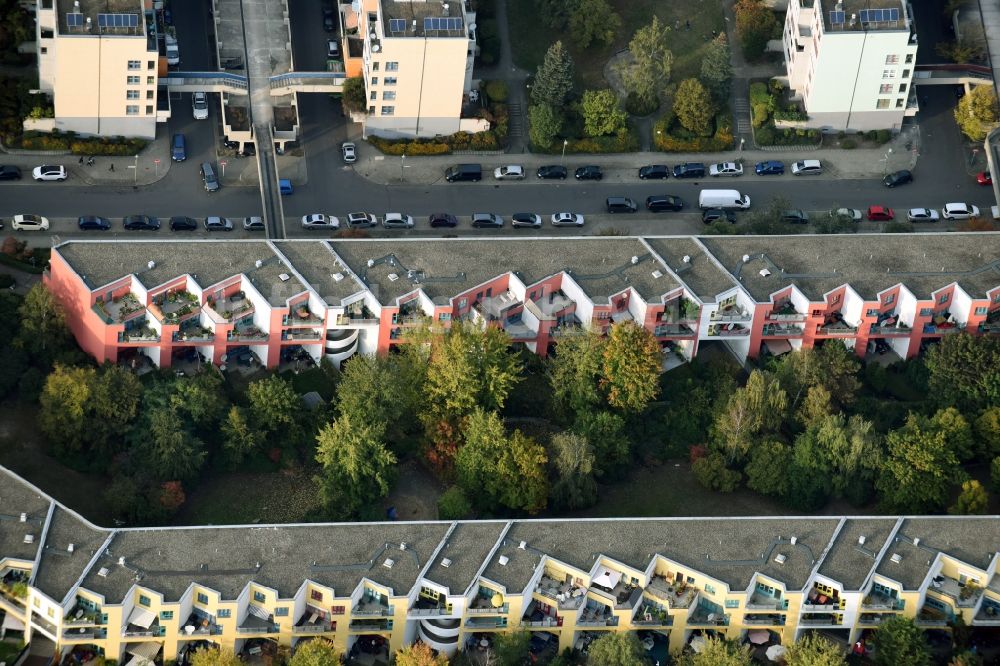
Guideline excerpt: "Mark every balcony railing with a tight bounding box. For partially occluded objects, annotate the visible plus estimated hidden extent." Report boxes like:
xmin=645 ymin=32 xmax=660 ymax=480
xmin=576 ymin=617 xmax=618 ymax=628
xmin=818 ymin=325 xmax=858 ymax=336
xmin=118 ymin=327 xmax=160 ymax=343
xmin=64 ymin=627 xmax=105 ymax=639
xmin=283 ymin=311 xmax=324 ymax=326
xmin=123 ymin=628 xmax=159 ymax=637
xmin=762 ymin=324 xmax=803 ymax=337
xmin=336 ymin=314 xmax=379 ymax=325
xmin=465 ymin=616 xmax=508 ymax=628
xmin=869 ymin=323 xmax=911 ymax=336
xmin=236 ymin=624 xmax=280 ymax=634
xmin=173 ymin=327 xmax=215 ymax=342
xmin=708 ymin=324 xmax=749 ymax=337
xmin=408 ymin=607 xmax=450 ymax=617
xmin=710 ymin=308 xmax=751 ymax=322
xmin=467 ymin=604 xmax=509 ymax=615
xmin=655 ymin=323 xmax=696 ymax=337
xmin=798 ymin=615 xmax=841 ymax=626
xmin=292 ymin=622 xmax=334 ymax=634
xmin=350 ymin=607 xmax=393 ymax=618
xmin=282 ymin=329 xmax=322 ymax=341
xmin=923 ymin=323 xmax=966 ymax=335
xmin=743 ymin=614 xmax=785 ymax=626
xmin=520 ymin=617 xmax=562 ymax=628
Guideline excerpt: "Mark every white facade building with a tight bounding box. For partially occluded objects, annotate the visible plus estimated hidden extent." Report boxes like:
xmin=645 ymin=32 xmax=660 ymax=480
xmin=783 ymin=0 xmax=918 ymax=132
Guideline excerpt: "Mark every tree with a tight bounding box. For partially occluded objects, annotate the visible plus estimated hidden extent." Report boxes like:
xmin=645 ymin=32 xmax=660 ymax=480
xmin=735 ymin=0 xmax=779 ymax=61
xmin=144 ymin=407 xmax=207 ymax=481
xmin=247 ymin=375 xmax=302 ymax=437
xmin=949 ymin=653 xmax=984 ymax=666
xmin=712 ymin=370 xmax=787 ymax=462
xmin=784 ymin=633 xmax=847 ymax=666
xmin=190 ymin=647 xmax=244 ymax=666
xmin=701 ymin=33 xmax=733 ymax=103
xmin=692 ymin=452 xmax=742 ymax=492
xmin=572 ymin=410 xmax=630 ymax=478
xmin=395 ymin=642 xmax=448 ymax=666
xmin=548 ymin=330 xmax=605 ymax=418
xmin=673 ymin=78 xmax=714 ymax=136
xmin=341 ymin=76 xmax=367 ymax=114
xmin=528 ymin=103 xmax=563 ymax=149
xmin=569 ymin=0 xmax=622 ymax=49
xmin=925 ymin=333 xmax=1000 ymax=411
xmin=779 ymin=342 xmax=862 ymax=411
xmin=221 ymin=406 xmax=260 ymax=464
xmin=170 ymin=371 xmax=227 ymax=430
xmin=532 ymin=41 xmax=575 ymax=107
xmin=792 ymin=414 xmax=882 ymax=498
xmin=288 ymin=639 xmax=342 ymax=666
xmin=872 ymin=615 xmax=931 ymax=666
xmin=437 ymin=485 xmax=472 ymax=520
xmin=745 ymin=439 xmax=793 ymax=498
xmin=493 ymin=631 xmax=531 ymax=666
xmin=38 ymin=364 xmax=95 ymax=456
xmin=315 ymin=415 xmax=397 ymax=519
xmin=929 ymin=407 xmax=975 ymax=461
xmin=877 ymin=412 xmax=964 ymax=513
xmin=549 ymin=431 xmax=597 ymax=510
xmin=581 ymin=88 xmax=627 ymax=137
xmin=539 ymin=0 xmax=580 ymax=31
xmin=936 ymin=38 xmax=985 ymax=64
xmin=976 ymin=407 xmax=1000 ymax=456
xmin=617 ymin=16 xmax=673 ymax=112
xmin=336 ymin=353 xmax=425 ymax=445
xmin=601 ymin=321 xmax=661 ymax=412
xmin=992 ymin=455 xmax=1000 ymax=492
xmin=950 ymin=479 xmax=989 ymax=515
xmin=677 ymin=636 xmax=752 ymax=666
xmin=955 ymin=84 xmax=999 ymax=141
xmin=89 ymin=364 xmax=142 ymax=452
xmin=18 ymin=283 xmax=70 ymax=363
xmin=797 ymin=385 xmax=834 ymax=429
xmin=585 ymin=632 xmax=646 ymax=665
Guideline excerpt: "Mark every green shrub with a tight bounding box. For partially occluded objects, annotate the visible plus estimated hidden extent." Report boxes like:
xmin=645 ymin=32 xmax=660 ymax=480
xmin=865 ymin=129 xmax=878 ymax=141
xmin=841 ymin=138 xmax=857 ymax=149
xmin=754 ymin=125 xmax=775 ymax=145
xmin=625 ymin=91 xmax=658 ymax=117
xmin=477 ymin=19 xmax=500 ymax=64
xmin=438 ymin=486 xmax=472 ymax=520
xmin=653 ymin=112 xmax=734 ymax=152
xmin=876 ymin=129 xmax=892 ymax=144
xmin=484 ymin=80 xmax=508 ymax=103
xmin=749 ymin=82 xmax=774 ymax=128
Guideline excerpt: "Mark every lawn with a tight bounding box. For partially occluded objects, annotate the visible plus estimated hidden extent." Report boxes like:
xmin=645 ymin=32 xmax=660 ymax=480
xmin=173 ymin=469 xmax=323 ymax=525
xmin=507 ymin=0 xmax=725 ymax=89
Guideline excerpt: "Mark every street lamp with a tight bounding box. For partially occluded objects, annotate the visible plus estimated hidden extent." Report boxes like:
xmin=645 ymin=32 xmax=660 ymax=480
xmin=400 ymin=154 xmax=405 ymax=182
xmin=561 ymin=139 xmax=568 ymax=161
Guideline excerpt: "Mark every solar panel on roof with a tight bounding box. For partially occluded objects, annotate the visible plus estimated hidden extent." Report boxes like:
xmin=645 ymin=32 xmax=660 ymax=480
xmin=859 ymin=8 xmax=900 ymax=23
xmin=829 ymin=10 xmax=845 ymax=24
xmin=66 ymin=12 xmax=84 ymax=27
xmin=423 ymin=16 xmax=461 ymax=31
xmin=98 ymin=13 xmax=139 ymax=28
xmin=388 ymin=18 xmax=406 ymax=33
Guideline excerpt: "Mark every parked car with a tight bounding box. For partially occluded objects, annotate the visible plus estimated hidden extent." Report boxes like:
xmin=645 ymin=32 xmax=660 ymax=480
xmin=791 ymin=159 xmax=822 ymax=176
xmin=171 ymin=133 xmax=187 ymax=162
xmin=205 ymin=216 xmax=234 ymax=232
xmin=444 ymin=164 xmax=482 ymax=182
xmin=510 ymin=213 xmax=542 ymax=229
xmin=702 ymin=208 xmax=736 ymax=224
xmin=882 ymin=169 xmax=912 ymax=188
xmin=672 ymin=162 xmax=705 ymax=179
xmin=941 ymin=202 xmax=980 ymax=220
xmin=866 ymin=206 xmax=895 ymax=221
xmin=243 ymin=217 xmax=265 ymax=231
xmin=646 ymin=195 xmax=684 ymax=212
xmin=536 ymin=165 xmax=567 ymax=180
xmin=165 ymin=36 xmax=180 ymax=66
xmin=123 ymin=215 xmax=160 ymax=230
xmin=429 ymin=213 xmax=458 ymax=228
xmin=710 ymin=162 xmax=744 ymax=177
xmin=754 ymin=160 xmax=784 ymax=175
xmin=471 ymin=212 xmax=503 ymax=228
xmin=191 ymin=92 xmax=209 ymax=120
xmin=200 ymin=161 xmax=219 ymax=192
xmin=781 ymin=209 xmax=809 ymax=224
xmin=326 ymin=39 xmax=340 ymax=59
xmin=494 ymin=165 xmax=525 ymax=180
xmin=322 ymin=7 xmax=335 ymax=31
xmin=907 ymin=208 xmax=940 ymax=222
xmin=977 ymin=171 xmax=992 ymax=185
xmin=574 ymin=165 xmax=603 ymax=181
xmin=606 ymin=196 xmax=638 ymax=213
xmin=382 ymin=213 xmax=415 ymax=229
xmin=551 ymin=212 xmax=584 ymax=227
xmin=77 ymin=215 xmax=111 ymax=230
xmin=341 ymin=142 xmax=356 ymax=163
xmin=11 ymin=214 xmax=49 ymax=231
xmin=169 ymin=216 xmax=199 ymax=231
xmin=829 ymin=208 xmax=862 ymax=222
xmin=0 ymin=165 xmax=22 ymax=180
xmin=346 ymin=211 xmax=378 ymax=228
xmin=301 ymin=214 xmax=340 ymax=230
xmin=638 ymin=165 xmax=670 ymax=180
xmin=32 ymin=165 xmax=67 ymax=181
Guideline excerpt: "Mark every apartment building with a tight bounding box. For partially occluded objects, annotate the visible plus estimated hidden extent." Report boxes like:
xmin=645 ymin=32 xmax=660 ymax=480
xmin=42 ymin=235 xmax=1000 ymax=373
xmin=339 ymin=0 xmax=487 ymax=137
xmin=33 ymin=0 xmax=163 ymax=139
xmin=783 ymin=0 xmax=918 ymax=131
xmin=1 ymin=465 xmax=998 ymax=664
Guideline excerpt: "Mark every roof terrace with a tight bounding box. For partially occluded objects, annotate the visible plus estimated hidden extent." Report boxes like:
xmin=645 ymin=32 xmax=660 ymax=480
xmin=58 ymin=0 xmax=145 ymax=36
xmin=820 ymin=0 xmax=909 ymax=32
xmin=380 ymin=0 xmax=467 ymax=38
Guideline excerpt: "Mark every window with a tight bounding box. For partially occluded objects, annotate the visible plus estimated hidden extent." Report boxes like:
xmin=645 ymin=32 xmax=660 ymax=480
xmin=458 ymin=298 xmax=467 ymax=309
xmin=331 ymin=606 xmax=345 ymax=615
xmin=275 ymin=607 xmax=288 ymax=617
xmin=40 ymin=47 xmax=47 ymax=54
xmin=884 ymin=293 xmax=895 ymax=305
xmin=146 ymin=90 xmax=154 ymax=100
xmin=371 ymin=77 xmax=378 ymax=85
xmin=382 ymin=91 xmax=396 ymax=100
xmin=127 ymin=75 xmax=140 ymax=84
xmin=380 ymin=106 xmax=394 ymax=115
xmin=368 ymin=105 xmax=375 ymax=114
xmin=876 ymin=99 xmax=890 ymax=109
xmin=905 ymin=53 xmax=913 ymax=63
xmin=686 ymin=576 xmax=695 ymax=584
xmin=867 ymin=309 xmax=879 ymax=317
xmin=128 ymin=60 xmax=141 ymax=70
xmin=995 ymin=294 xmax=1000 ymax=303
xmin=145 ymin=105 xmax=153 ymax=115
xmin=146 ymin=76 xmax=155 ymax=85
xmin=920 ymin=308 xmax=933 ymax=317
xmin=160 ymin=611 xmax=174 ymax=620
xmin=704 ymin=584 xmax=716 ymax=594
xmin=311 ymin=590 xmax=323 ymax=602
xmin=975 ymin=307 xmax=988 ymax=315
xmin=898 ymin=83 xmax=907 ymax=93
xmin=385 ymin=76 xmax=397 ymax=85
xmin=896 ymin=98 xmax=904 ymax=108
xmin=438 ymin=312 xmax=452 ymax=321
xmin=879 ymin=84 xmax=893 ymax=94
xmin=725 ymin=600 xmax=740 ymax=608
xmin=902 ymin=69 xmax=910 ymax=78
xmin=197 ymin=593 xmax=209 ymax=605
xmin=882 ymin=69 xmax=895 ymax=78
xmin=253 ymin=591 xmax=265 ymax=603
xmin=138 ymin=595 xmax=151 ymax=607
xmin=370 ymin=91 xmax=377 ymax=101
xmin=371 ymin=61 xmax=379 ymax=71
xmin=831 ymin=294 xmax=841 ymax=304
xmin=147 ymin=60 xmax=155 ymax=70
xmin=386 ymin=61 xmax=399 ymax=71
xmin=885 ymin=54 xmax=899 ymax=64
xmin=218 ymin=609 xmax=231 ymax=618
xmin=939 ymin=294 xmax=949 ymax=304
xmin=127 ymin=90 xmax=140 ymax=100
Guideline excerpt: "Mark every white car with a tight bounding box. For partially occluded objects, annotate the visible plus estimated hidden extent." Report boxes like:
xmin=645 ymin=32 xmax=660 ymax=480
xmin=165 ymin=34 xmax=180 ymax=66
xmin=907 ymin=208 xmax=940 ymax=223
xmin=493 ymin=165 xmax=525 ymax=180
xmin=791 ymin=159 xmax=823 ymax=175
xmin=709 ymin=162 xmax=743 ymax=177
xmin=32 ymin=165 xmax=67 ymax=181
xmin=192 ymin=92 xmax=209 ymax=120
xmin=301 ymin=214 xmax=340 ymax=230
xmin=941 ymin=203 xmax=980 ymax=220
xmin=327 ymin=40 xmax=340 ymax=59
xmin=830 ymin=208 xmax=862 ymax=222
xmin=341 ymin=142 xmax=356 ymax=163
xmin=551 ymin=212 xmax=584 ymax=227
xmin=11 ymin=214 xmax=49 ymax=231
xmin=382 ymin=213 xmax=414 ymax=229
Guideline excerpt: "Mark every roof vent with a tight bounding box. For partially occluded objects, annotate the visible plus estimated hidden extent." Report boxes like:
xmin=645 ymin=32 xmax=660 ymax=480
xmin=912 ymin=538 xmax=920 ymax=547
xmin=790 ymin=536 xmax=797 ymax=546
xmin=68 ymin=543 xmax=75 ymax=553
xmin=858 ymin=535 xmax=866 ymax=546
xmin=399 ymin=542 xmax=408 ymax=551
xmin=383 ymin=558 xmax=395 ymax=569
xmin=651 ymin=270 xmax=663 ymax=279
xmin=631 ymin=256 xmax=640 ymax=265
xmin=147 ymin=261 xmax=155 ymax=270
xmin=255 ymin=260 xmax=263 ymax=269
xmin=98 ymin=567 xmax=110 ymax=577
xmin=367 ymin=259 xmax=375 ymax=267
xmin=774 ymin=554 xmax=786 ymax=565
xmin=279 ymin=273 xmax=290 ymax=282
xmin=332 ymin=273 xmax=344 ymax=282
xmin=441 ymin=558 xmax=452 ymax=568
xmin=387 ymin=273 xmax=399 ymax=282
xmin=759 ymin=268 xmax=771 ymax=278
xmin=890 ymin=553 xmax=902 ymax=564
xmin=118 ymin=556 xmax=127 ymax=566
xmin=497 ymin=555 xmax=511 ymax=567
xmin=742 ymin=254 xmax=750 ymax=262
xmin=518 ymin=541 xmax=527 ymax=550
xmin=19 ymin=512 xmax=26 ymax=522
xmin=23 ymin=534 xmax=33 ymax=544
xmin=682 ymin=255 xmax=691 ymax=263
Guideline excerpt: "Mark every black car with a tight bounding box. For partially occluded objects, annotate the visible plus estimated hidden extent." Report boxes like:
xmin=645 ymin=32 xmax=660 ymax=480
xmin=123 ymin=215 xmax=160 ymax=231
xmin=646 ymin=195 xmax=684 ymax=212
xmin=574 ymin=165 xmax=603 ymax=181
xmin=702 ymin=208 xmax=736 ymax=224
xmin=77 ymin=215 xmax=111 ymax=230
xmin=169 ymin=216 xmax=198 ymax=231
xmin=429 ymin=213 xmax=458 ymax=228
xmin=0 ymin=165 xmax=22 ymax=181
xmin=322 ymin=7 xmax=335 ymax=31
xmin=781 ymin=209 xmax=810 ymax=224
xmin=673 ymin=162 xmax=706 ymax=179
xmin=883 ymin=169 xmax=913 ymax=188
xmin=638 ymin=165 xmax=670 ymax=180
xmin=536 ymin=165 xmax=568 ymax=180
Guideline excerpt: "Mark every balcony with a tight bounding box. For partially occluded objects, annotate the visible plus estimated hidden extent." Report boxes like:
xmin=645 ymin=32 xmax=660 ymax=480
xmin=923 ymin=322 xmax=965 ymax=335
xmin=645 ymin=576 xmax=696 ymax=609
xmin=930 ymin=575 xmax=983 ymax=608
xmin=281 ymin=329 xmax=322 ymax=341
xmin=798 ymin=613 xmax=841 ymax=626
xmin=501 ymin=316 xmax=537 ymax=340
xmin=767 ymin=301 xmax=806 ymax=321
xmin=173 ymin=321 xmax=215 ymax=342
xmin=237 ymin=614 xmax=279 ymax=635
xmin=351 ymin=598 xmax=393 ymax=617
xmin=743 ymin=613 xmax=785 ymax=626
xmin=65 ymin=602 xmax=104 ymax=627
xmin=818 ymin=324 xmax=858 ymax=336
xmin=577 ymin=601 xmax=617 ymax=628
xmin=123 ymin=618 xmax=161 ymax=638
xmin=283 ymin=306 xmax=324 ymax=327
xmin=762 ymin=323 xmax=803 ymax=337
xmin=710 ymin=303 xmax=752 ymax=322
xmin=118 ymin=320 xmax=160 ymax=343
xmin=63 ymin=626 xmax=106 ymax=640
xmin=688 ymin=604 xmax=729 ymax=627
xmin=979 ymin=310 xmax=1000 ymax=334
xmin=227 ymin=323 xmax=268 ymax=342
xmin=746 ymin=592 xmax=784 ymax=611
xmin=974 ymin=599 xmax=1000 ymax=625
xmin=549 ymin=314 xmax=583 ymax=337
xmin=869 ymin=323 xmax=911 ymax=336
xmin=708 ymin=322 xmax=749 ymax=337
xmin=336 ymin=304 xmax=378 ymax=325
xmin=469 ymin=588 xmax=509 ymax=615
xmin=534 ymin=291 xmax=575 ymax=317
xmin=181 ymin=612 xmax=221 ymax=636
xmin=476 ymin=292 xmax=521 ymax=320
xmin=632 ymin=601 xmax=672 ymax=627
xmin=465 ymin=616 xmax=508 ymax=629
xmin=149 ymin=291 xmax=201 ymax=325
xmin=533 ymin=574 xmax=586 ymax=611
xmin=660 ymin=297 xmax=700 ymax=325
xmin=858 ymin=613 xmax=889 ymax=626
xmin=206 ymin=293 xmax=254 ymax=322
xmin=409 ymin=596 xmax=451 ymax=617
xmin=348 ymin=618 xmax=393 ymax=632
xmin=916 ymin=605 xmax=951 ymax=627
xmin=862 ymin=591 xmax=904 ymax=611
xmin=293 ymin=609 xmax=334 ymax=634
xmin=655 ymin=323 xmax=696 ymax=337
xmin=98 ymin=293 xmax=146 ymax=323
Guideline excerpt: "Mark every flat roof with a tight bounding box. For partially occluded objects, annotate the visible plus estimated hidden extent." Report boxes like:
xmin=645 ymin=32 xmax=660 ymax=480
xmin=820 ymin=0 xmax=909 ymax=33
xmin=699 ymin=234 xmax=1000 ymax=301
xmin=380 ymin=0 xmax=466 ymax=38
xmin=58 ymin=0 xmax=145 ymax=36
xmin=271 ymin=241 xmax=366 ymax=305
xmin=0 ymin=469 xmax=51 ymax=565
xmin=423 ymin=522 xmax=506 ymax=594
xmin=816 ymin=518 xmax=897 ymax=590
xmin=33 ymin=507 xmax=109 ymax=602
xmin=874 ymin=517 xmax=998 ymax=590
xmin=644 ymin=237 xmax=736 ymax=301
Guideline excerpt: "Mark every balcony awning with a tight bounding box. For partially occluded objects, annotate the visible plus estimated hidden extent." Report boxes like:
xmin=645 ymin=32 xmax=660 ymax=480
xmin=591 ymin=566 xmax=622 ymax=590
xmin=248 ymin=604 xmax=271 ymax=621
xmin=2 ymin=613 xmax=24 ymax=631
xmin=765 ymin=340 xmax=792 ymax=356
xmin=127 ymin=607 xmax=156 ymax=629
xmin=126 ymin=641 xmax=161 ymax=661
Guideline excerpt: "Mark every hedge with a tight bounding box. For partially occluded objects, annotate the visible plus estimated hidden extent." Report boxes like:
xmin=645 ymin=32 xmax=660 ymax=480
xmin=534 ymin=127 xmax=640 ymax=154
xmin=367 ymin=129 xmax=504 ymax=155
xmin=754 ymin=124 xmax=821 ymax=147
xmin=653 ymin=112 xmax=734 ymax=152
xmin=9 ymin=131 xmax=148 ymax=155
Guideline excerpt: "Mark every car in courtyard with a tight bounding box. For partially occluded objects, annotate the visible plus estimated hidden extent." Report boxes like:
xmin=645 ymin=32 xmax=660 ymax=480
xmin=326 ymin=39 xmax=340 ymax=59
xmin=866 ymin=206 xmax=895 ymax=221
xmin=710 ymin=162 xmax=743 ymax=177
xmin=191 ymin=92 xmax=209 ymax=120
xmin=171 ymin=133 xmax=186 ymax=162
xmin=907 ymin=208 xmax=940 ymax=223
xmin=941 ymin=203 xmax=980 ymax=220
xmin=551 ymin=212 xmax=584 ymax=227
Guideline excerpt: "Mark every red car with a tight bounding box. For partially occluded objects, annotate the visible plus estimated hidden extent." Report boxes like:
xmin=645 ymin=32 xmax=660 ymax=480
xmin=866 ymin=206 xmax=894 ymax=221
xmin=977 ymin=171 xmax=992 ymax=185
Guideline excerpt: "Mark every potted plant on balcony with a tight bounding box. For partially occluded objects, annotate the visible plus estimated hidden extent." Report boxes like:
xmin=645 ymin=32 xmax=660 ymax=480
xmin=296 ymin=305 xmax=310 ymax=319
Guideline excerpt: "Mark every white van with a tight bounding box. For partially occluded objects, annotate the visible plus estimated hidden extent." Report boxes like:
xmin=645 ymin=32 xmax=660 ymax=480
xmin=699 ymin=189 xmax=751 ymax=210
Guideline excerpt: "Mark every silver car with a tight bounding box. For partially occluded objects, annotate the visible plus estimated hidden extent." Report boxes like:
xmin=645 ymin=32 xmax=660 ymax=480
xmin=551 ymin=212 xmax=584 ymax=227
xmin=907 ymin=208 xmax=940 ymax=222
xmin=301 ymin=214 xmax=340 ymax=230
xmin=346 ymin=212 xmax=378 ymax=228
xmin=341 ymin=142 xmax=356 ymax=163
xmin=382 ymin=213 xmax=414 ymax=229
xmin=511 ymin=213 xmax=542 ymax=229
xmin=205 ymin=216 xmax=234 ymax=232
